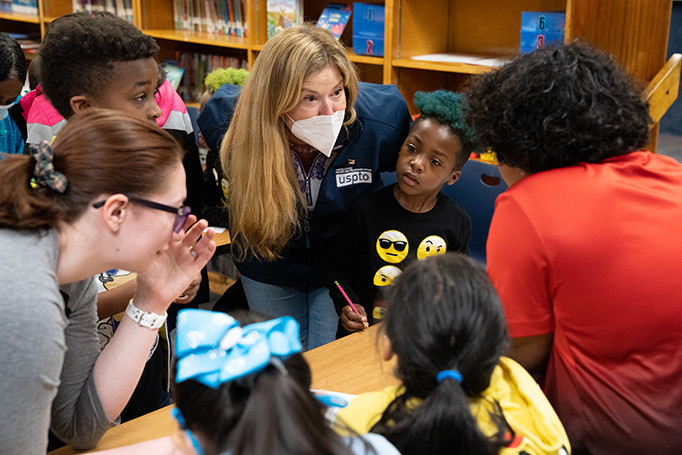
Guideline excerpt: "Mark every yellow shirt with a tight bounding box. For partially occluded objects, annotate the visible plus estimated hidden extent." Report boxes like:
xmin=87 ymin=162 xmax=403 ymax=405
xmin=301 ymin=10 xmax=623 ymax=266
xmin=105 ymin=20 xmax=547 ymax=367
xmin=336 ymin=357 xmax=570 ymax=455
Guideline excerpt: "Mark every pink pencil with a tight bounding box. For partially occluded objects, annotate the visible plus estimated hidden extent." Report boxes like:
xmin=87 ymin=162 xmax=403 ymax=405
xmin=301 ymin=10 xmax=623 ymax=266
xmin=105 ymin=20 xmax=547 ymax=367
xmin=334 ymin=281 xmax=360 ymax=315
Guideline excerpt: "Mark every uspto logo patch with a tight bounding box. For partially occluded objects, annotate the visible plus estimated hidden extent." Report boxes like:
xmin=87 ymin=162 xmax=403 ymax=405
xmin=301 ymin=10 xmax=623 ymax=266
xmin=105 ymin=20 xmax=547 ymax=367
xmin=336 ymin=167 xmax=372 ymax=187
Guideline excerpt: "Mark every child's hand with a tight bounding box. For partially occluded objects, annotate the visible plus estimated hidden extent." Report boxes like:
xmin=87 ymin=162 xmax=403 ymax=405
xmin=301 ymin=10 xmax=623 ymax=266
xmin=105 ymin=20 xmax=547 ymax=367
xmin=174 ymin=272 xmax=202 ymax=304
xmin=340 ymin=304 xmax=369 ymax=333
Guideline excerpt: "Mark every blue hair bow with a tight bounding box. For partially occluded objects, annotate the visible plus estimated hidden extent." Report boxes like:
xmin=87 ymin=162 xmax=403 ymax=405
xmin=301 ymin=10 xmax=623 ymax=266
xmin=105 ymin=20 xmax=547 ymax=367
xmin=175 ymin=309 xmax=302 ymax=389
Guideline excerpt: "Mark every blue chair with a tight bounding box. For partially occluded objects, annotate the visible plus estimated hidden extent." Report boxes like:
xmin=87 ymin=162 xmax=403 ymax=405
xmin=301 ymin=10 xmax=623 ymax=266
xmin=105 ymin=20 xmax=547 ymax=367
xmin=445 ymin=159 xmax=507 ymax=265
xmin=381 ymin=159 xmax=507 ymax=266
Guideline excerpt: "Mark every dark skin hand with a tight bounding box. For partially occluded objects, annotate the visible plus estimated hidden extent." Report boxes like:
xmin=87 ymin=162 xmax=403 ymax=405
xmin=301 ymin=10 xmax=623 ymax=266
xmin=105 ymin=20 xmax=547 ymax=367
xmin=340 ymin=304 xmax=369 ymax=333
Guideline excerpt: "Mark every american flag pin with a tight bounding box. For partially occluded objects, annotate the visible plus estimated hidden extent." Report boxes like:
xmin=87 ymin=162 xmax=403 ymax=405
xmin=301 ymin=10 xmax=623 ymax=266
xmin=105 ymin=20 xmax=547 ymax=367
xmin=348 ymin=159 xmax=355 ymax=165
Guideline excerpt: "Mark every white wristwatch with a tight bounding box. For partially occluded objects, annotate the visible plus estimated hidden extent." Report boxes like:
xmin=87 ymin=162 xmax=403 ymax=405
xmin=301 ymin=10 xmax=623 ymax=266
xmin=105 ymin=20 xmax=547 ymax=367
xmin=125 ymin=299 xmax=167 ymax=330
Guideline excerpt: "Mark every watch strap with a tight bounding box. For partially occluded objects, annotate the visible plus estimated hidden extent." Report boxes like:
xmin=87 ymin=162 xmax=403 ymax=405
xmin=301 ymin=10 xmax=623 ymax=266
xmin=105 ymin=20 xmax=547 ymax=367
xmin=125 ymin=299 xmax=167 ymax=330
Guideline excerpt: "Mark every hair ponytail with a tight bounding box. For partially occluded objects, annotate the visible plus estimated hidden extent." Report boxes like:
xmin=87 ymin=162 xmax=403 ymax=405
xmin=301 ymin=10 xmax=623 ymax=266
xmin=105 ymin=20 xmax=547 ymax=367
xmin=228 ymin=361 xmax=347 ymax=455
xmin=374 ymin=376 xmax=501 ymax=455
xmin=0 ymin=153 xmax=62 ymax=229
xmin=372 ymin=253 xmax=510 ymax=455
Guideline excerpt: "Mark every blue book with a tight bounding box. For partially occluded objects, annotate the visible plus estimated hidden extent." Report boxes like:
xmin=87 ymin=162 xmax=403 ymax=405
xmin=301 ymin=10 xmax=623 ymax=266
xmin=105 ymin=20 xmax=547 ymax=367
xmin=317 ymin=3 xmax=352 ymax=39
xmin=162 ymin=59 xmax=185 ymax=91
xmin=520 ymin=11 xmax=565 ymax=53
xmin=11 ymin=0 xmax=38 ymax=15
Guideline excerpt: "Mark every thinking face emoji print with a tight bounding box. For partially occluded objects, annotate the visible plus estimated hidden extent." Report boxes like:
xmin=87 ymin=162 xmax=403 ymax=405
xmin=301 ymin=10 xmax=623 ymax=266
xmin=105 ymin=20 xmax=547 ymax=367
xmin=376 ymin=230 xmax=409 ymax=263
xmin=417 ymin=235 xmax=447 ymax=259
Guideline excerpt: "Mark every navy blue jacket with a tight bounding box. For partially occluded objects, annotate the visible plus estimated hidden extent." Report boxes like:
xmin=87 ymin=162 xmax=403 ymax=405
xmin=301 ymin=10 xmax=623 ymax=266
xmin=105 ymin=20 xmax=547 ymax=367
xmin=198 ymin=82 xmax=411 ymax=287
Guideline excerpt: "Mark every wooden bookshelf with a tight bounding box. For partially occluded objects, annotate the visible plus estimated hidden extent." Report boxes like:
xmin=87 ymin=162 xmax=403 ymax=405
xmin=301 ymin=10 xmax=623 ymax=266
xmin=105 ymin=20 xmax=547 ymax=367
xmin=2 ymin=0 xmax=677 ymax=150
xmin=0 ymin=11 xmax=40 ymax=22
xmin=145 ymin=29 xmax=251 ymax=49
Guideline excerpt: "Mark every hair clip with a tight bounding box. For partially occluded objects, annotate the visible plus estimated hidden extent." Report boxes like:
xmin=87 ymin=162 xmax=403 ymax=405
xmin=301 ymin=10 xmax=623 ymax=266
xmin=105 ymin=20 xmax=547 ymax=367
xmin=28 ymin=142 xmax=68 ymax=193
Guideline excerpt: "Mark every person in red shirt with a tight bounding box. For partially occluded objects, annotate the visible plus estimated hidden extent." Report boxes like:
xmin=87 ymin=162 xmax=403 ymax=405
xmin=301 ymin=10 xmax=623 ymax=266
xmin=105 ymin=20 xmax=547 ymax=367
xmin=466 ymin=42 xmax=682 ymax=454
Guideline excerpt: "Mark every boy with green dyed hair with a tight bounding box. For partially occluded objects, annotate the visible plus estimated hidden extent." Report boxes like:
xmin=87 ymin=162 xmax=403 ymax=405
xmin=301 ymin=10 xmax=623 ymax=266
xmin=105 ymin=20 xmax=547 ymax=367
xmin=326 ymin=90 xmax=476 ymax=336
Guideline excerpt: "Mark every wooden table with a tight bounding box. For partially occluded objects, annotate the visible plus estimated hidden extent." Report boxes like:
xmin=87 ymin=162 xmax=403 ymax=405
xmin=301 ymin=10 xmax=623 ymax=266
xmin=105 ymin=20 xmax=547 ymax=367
xmin=213 ymin=229 xmax=232 ymax=251
xmin=306 ymin=324 xmax=398 ymax=395
xmin=49 ymin=325 xmax=397 ymax=454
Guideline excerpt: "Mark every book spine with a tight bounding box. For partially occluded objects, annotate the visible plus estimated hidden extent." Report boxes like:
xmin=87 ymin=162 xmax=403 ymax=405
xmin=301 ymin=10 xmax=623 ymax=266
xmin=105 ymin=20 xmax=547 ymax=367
xmin=124 ymin=0 xmax=132 ymax=22
xmin=172 ymin=0 xmax=181 ymax=29
xmin=204 ymin=0 xmax=212 ymax=33
xmin=240 ymin=0 xmax=247 ymax=37
xmin=226 ymin=0 xmax=234 ymax=36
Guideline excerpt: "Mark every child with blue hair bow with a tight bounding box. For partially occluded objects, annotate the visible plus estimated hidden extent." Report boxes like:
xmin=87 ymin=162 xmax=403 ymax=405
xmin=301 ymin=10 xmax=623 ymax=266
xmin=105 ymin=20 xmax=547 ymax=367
xmin=89 ymin=309 xmax=399 ymax=455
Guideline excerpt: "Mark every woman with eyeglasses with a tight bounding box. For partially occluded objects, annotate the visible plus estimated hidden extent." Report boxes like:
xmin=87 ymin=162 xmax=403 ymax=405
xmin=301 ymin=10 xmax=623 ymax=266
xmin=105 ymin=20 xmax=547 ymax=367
xmin=0 ymin=108 xmax=216 ymax=454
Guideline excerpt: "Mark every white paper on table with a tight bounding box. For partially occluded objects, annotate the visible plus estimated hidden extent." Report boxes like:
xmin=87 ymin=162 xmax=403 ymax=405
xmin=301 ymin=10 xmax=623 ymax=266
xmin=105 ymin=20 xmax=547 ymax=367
xmin=312 ymin=389 xmax=358 ymax=422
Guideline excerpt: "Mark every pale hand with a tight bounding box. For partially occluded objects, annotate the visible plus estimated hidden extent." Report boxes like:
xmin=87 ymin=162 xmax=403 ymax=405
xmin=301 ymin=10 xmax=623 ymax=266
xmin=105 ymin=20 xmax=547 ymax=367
xmin=134 ymin=215 xmax=216 ymax=314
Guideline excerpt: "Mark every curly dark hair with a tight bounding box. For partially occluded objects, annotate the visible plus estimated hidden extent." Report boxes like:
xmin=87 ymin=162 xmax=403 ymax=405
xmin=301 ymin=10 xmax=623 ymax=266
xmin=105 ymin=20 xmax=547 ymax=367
xmin=465 ymin=42 xmax=651 ymax=174
xmin=413 ymin=90 xmax=479 ymax=169
xmin=40 ymin=12 xmax=159 ymax=118
xmin=0 ymin=32 xmax=26 ymax=84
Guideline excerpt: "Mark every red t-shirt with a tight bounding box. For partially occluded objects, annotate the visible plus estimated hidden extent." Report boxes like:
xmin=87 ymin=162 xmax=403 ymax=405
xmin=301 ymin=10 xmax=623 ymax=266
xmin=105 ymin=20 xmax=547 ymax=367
xmin=488 ymin=151 xmax=682 ymax=454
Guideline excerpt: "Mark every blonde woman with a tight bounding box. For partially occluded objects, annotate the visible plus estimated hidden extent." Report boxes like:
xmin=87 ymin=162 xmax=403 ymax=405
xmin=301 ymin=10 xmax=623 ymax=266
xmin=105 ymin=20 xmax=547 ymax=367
xmin=199 ymin=24 xmax=411 ymax=349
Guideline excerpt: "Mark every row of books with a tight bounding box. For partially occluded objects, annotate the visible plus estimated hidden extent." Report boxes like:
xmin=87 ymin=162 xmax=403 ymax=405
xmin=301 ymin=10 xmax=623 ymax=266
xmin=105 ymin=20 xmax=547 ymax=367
xmin=8 ymin=32 xmax=41 ymax=51
xmin=170 ymin=52 xmax=247 ymax=103
xmin=170 ymin=0 xmax=313 ymax=38
xmin=72 ymin=0 xmax=133 ymax=22
xmin=0 ymin=0 xmax=38 ymax=16
xmin=173 ymin=0 xmax=247 ymax=37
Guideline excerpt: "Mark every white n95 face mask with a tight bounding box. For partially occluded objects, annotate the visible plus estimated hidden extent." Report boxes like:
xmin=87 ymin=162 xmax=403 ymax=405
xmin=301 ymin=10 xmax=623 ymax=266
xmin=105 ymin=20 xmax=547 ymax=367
xmin=0 ymin=99 xmax=17 ymax=121
xmin=286 ymin=110 xmax=345 ymax=157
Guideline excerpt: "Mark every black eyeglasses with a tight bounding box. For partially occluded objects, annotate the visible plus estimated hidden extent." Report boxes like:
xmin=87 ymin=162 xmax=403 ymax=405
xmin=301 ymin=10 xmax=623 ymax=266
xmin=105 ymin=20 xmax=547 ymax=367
xmin=92 ymin=197 xmax=191 ymax=233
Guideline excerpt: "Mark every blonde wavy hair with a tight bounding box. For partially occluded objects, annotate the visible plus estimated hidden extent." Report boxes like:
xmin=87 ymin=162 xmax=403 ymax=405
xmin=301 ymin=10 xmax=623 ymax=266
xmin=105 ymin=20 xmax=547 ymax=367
xmin=221 ymin=23 xmax=359 ymax=261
